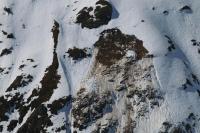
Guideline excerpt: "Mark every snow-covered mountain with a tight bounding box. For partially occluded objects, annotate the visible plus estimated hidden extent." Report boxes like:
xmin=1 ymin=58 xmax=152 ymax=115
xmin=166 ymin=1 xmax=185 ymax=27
xmin=0 ymin=0 xmax=200 ymax=132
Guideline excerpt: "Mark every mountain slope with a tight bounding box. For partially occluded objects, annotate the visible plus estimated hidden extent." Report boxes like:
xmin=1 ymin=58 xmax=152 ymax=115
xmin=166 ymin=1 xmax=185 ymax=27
xmin=0 ymin=0 xmax=200 ymax=133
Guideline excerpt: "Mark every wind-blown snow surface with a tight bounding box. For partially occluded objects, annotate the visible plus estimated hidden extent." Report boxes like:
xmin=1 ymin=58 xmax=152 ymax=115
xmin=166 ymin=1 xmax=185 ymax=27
xmin=0 ymin=0 xmax=200 ymax=133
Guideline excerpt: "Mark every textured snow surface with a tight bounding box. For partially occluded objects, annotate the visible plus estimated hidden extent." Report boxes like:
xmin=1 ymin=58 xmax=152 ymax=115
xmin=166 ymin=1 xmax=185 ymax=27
xmin=0 ymin=0 xmax=200 ymax=133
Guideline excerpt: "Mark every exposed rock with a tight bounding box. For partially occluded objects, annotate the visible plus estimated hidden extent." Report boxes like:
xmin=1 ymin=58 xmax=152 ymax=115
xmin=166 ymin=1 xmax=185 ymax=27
xmin=2 ymin=30 xmax=7 ymax=35
xmin=67 ymin=47 xmax=91 ymax=60
xmin=90 ymin=35 xmax=163 ymax=132
xmin=93 ymin=118 xmax=118 ymax=133
xmin=28 ymin=20 xmax=61 ymax=109
xmin=19 ymin=64 xmax=26 ymax=70
xmin=165 ymin=35 xmax=176 ymax=52
xmin=6 ymin=74 xmax=33 ymax=92
xmin=163 ymin=10 xmax=169 ymax=15
xmin=159 ymin=113 xmax=197 ymax=133
xmin=0 ymin=47 xmax=13 ymax=57
xmin=76 ymin=0 xmax=112 ymax=29
xmin=55 ymin=125 xmax=66 ymax=132
xmin=0 ymin=67 xmax=5 ymax=73
xmin=28 ymin=50 xmax=60 ymax=109
xmin=0 ymin=125 xmax=3 ymax=132
xmin=123 ymin=118 xmax=136 ymax=133
xmin=1 ymin=1 xmax=197 ymax=132
xmin=94 ymin=28 xmax=148 ymax=66
xmin=7 ymin=120 xmax=18 ymax=131
xmin=7 ymin=33 xmax=15 ymax=39
xmin=51 ymin=20 xmax=59 ymax=49
xmin=0 ymin=93 xmax=24 ymax=123
xmin=72 ymin=90 xmax=113 ymax=131
xmin=47 ymin=96 xmax=72 ymax=115
xmin=17 ymin=105 xmax=53 ymax=133
xmin=16 ymin=21 xmax=61 ymax=128
xmin=27 ymin=58 xmax=35 ymax=62
xmin=3 ymin=7 xmax=13 ymax=15
xmin=180 ymin=5 xmax=192 ymax=13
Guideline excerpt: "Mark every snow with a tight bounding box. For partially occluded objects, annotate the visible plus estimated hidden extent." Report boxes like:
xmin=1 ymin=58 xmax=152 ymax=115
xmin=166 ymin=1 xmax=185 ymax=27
xmin=126 ymin=50 xmax=136 ymax=59
xmin=1 ymin=0 xmax=200 ymax=132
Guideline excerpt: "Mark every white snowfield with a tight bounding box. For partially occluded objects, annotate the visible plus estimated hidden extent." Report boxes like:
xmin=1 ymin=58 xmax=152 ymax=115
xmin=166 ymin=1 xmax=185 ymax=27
xmin=0 ymin=0 xmax=200 ymax=133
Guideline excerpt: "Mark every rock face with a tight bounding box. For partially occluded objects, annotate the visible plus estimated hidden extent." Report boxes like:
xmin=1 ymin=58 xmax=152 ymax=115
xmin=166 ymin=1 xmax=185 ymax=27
xmin=6 ymin=74 xmax=33 ymax=92
xmin=0 ymin=20 xmax=68 ymax=133
xmin=159 ymin=113 xmax=197 ymax=133
xmin=72 ymin=90 xmax=113 ymax=131
xmin=67 ymin=47 xmax=91 ymax=61
xmin=94 ymin=28 xmax=149 ymax=66
xmin=76 ymin=0 xmax=112 ymax=29
xmin=70 ymin=28 xmax=163 ymax=132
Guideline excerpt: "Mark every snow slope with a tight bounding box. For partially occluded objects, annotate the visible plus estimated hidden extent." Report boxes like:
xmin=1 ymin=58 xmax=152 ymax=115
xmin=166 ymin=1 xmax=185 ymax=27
xmin=0 ymin=0 xmax=200 ymax=132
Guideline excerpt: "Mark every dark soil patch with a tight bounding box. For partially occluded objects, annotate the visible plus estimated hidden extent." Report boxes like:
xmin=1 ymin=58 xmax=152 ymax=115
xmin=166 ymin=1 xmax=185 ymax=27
xmin=94 ymin=28 xmax=148 ymax=66
xmin=76 ymin=0 xmax=112 ymax=29
xmin=0 ymin=47 xmax=13 ymax=57
xmin=67 ymin=47 xmax=91 ymax=60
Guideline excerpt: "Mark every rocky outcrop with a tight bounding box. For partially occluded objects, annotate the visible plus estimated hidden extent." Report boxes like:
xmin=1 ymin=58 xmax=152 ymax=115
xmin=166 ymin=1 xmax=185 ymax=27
xmin=67 ymin=47 xmax=91 ymax=61
xmin=76 ymin=0 xmax=112 ymax=29
xmin=72 ymin=89 xmax=114 ymax=131
xmin=6 ymin=74 xmax=33 ymax=92
xmin=94 ymin=28 xmax=149 ymax=66
xmin=70 ymin=29 xmax=163 ymax=132
xmin=159 ymin=113 xmax=197 ymax=133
